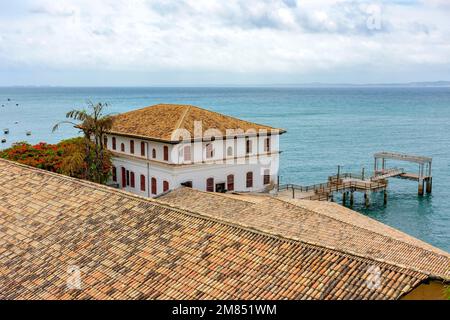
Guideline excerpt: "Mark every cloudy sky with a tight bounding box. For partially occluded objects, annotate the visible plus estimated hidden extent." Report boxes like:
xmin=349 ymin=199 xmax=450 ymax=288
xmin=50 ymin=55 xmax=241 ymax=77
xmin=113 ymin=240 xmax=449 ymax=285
xmin=0 ymin=0 xmax=450 ymax=86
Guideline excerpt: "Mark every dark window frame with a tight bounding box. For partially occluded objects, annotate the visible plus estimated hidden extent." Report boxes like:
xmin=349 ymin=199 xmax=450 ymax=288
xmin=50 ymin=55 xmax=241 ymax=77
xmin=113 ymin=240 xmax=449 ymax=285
xmin=227 ymin=174 xmax=234 ymax=191
xmin=246 ymin=171 xmax=253 ymax=188
xmin=130 ymin=140 xmax=135 ymax=154
xmin=141 ymin=142 xmax=146 ymax=157
xmin=140 ymin=174 xmax=146 ymax=191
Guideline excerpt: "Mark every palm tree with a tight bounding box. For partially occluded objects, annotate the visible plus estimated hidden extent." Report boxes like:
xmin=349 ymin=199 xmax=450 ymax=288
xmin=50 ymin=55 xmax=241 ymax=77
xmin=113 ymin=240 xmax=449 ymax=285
xmin=53 ymin=101 xmax=113 ymax=183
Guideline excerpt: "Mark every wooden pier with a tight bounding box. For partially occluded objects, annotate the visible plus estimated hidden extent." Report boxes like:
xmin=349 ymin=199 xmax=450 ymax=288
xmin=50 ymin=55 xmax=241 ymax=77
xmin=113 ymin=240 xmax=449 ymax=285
xmin=277 ymin=152 xmax=432 ymax=207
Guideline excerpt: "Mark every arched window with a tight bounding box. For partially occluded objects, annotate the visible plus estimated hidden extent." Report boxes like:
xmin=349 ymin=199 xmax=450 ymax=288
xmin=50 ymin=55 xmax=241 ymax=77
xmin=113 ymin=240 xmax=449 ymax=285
xmin=112 ymin=166 xmax=117 ymax=182
xmin=264 ymin=137 xmax=271 ymax=152
xmin=206 ymin=143 xmax=214 ymax=159
xmin=112 ymin=137 xmax=116 ymax=150
xmin=140 ymin=174 xmax=146 ymax=191
xmin=121 ymin=143 xmax=125 ymax=152
xmin=130 ymin=140 xmax=134 ymax=154
xmin=246 ymin=138 xmax=252 ymax=154
xmin=206 ymin=178 xmax=214 ymax=192
xmin=130 ymin=171 xmax=135 ymax=188
xmin=246 ymin=172 xmax=253 ymax=188
xmin=227 ymin=146 xmax=233 ymax=157
xmin=141 ymin=142 xmax=146 ymax=156
xmin=121 ymin=167 xmax=126 ymax=188
xmin=264 ymin=169 xmax=270 ymax=185
xmin=163 ymin=146 xmax=169 ymax=161
xmin=227 ymin=174 xmax=234 ymax=191
xmin=151 ymin=177 xmax=157 ymax=195
xmin=163 ymin=181 xmax=169 ymax=192
xmin=103 ymin=136 xmax=108 ymax=148
xmin=184 ymin=145 xmax=191 ymax=161
xmin=152 ymin=148 xmax=156 ymax=159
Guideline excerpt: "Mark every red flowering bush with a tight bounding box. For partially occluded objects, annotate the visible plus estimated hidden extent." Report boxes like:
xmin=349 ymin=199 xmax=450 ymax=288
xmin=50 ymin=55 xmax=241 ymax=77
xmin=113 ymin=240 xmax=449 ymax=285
xmin=0 ymin=137 xmax=112 ymax=183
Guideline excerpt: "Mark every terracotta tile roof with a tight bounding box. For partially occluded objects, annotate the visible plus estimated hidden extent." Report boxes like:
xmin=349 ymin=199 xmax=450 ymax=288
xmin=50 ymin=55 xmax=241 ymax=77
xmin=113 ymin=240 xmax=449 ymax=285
xmin=156 ymin=187 xmax=255 ymax=221
xmin=287 ymin=199 xmax=449 ymax=256
xmin=159 ymin=188 xmax=450 ymax=280
xmin=0 ymin=159 xmax=446 ymax=300
xmin=108 ymin=104 xmax=285 ymax=142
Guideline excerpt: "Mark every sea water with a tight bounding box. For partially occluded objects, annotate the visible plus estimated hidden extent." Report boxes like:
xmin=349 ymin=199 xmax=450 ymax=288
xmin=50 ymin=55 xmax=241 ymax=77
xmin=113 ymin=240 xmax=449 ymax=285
xmin=0 ymin=86 xmax=449 ymax=251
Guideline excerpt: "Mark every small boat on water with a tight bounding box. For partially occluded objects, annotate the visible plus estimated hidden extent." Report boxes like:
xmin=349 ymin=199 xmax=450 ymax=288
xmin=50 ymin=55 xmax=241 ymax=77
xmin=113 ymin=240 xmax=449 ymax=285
xmin=1 ymin=139 xmax=6 ymax=143
xmin=26 ymin=131 xmax=32 ymax=136
xmin=16 ymin=103 xmax=19 ymax=106
xmin=3 ymin=128 xmax=9 ymax=134
xmin=7 ymin=98 xmax=10 ymax=101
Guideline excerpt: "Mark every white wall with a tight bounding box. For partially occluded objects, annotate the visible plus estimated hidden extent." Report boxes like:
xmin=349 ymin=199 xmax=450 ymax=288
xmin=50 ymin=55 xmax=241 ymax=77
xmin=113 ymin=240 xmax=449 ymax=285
xmin=105 ymin=134 xmax=174 ymax=163
xmin=111 ymin=152 xmax=279 ymax=198
xmin=107 ymin=133 xmax=281 ymax=198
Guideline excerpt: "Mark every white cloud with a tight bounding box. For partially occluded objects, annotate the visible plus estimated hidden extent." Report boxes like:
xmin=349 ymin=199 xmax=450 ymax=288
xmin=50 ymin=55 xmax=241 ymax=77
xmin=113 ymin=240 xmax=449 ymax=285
xmin=0 ymin=0 xmax=449 ymax=84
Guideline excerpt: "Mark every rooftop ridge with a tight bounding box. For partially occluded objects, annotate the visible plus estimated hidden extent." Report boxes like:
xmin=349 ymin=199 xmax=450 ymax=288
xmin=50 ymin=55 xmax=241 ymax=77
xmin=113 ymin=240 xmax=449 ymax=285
xmin=181 ymin=104 xmax=279 ymax=131
xmin=108 ymin=103 xmax=286 ymax=142
xmin=238 ymin=197 xmax=449 ymax=279
xmin=0 ymin=158 xmax=442 ymax=281
xmin=158 ymin=196 xmax=444 ymax=280
xmin=268 ymin=196 xmax=450 ymax=260
xmin=175 ymin=105 xmax=191 ymax=131
xmin=288 ymin=199 xmax=448 ymax=256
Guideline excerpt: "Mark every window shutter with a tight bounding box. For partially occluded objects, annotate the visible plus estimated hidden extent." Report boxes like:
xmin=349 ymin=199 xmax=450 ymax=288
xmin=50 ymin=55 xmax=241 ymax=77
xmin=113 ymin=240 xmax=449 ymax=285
xmin=140 ymin=175 xmax=146 ymax=191
xmin=246 ymin=172 xmax=253 ymax=188
xmin=264 ymin=169 xmax=270 ymax=185
xmin=246 ymin=139 xmax=252 ymax=154
xmin=130 ymin=172 xmax=135 ymax=188
xmin=141 ymin=142 xmax=145 ymax=156
xmin=265 ymin=137 xmax=270 ymax=152
xmin=112 ymin=166 xmax=117 ymax=182
xmin=112 ymin=137 xmax=116 ymax=150
xmin=206 ymin=178 xmax=214 ymax=192
xmin=227 ymin=174 xmax=234 ymax=191
xmin=151 ymin=177 xmax=157 ymax=195
xmin=121 ymin=167 xmax=126 ymax=188
xmin=164 ymin=146 xmax=169 ymax=161
xmin=130 ymin=140 xmax=134 ymax=154
xmin=163 ymin=181 xmax=169 ymax=192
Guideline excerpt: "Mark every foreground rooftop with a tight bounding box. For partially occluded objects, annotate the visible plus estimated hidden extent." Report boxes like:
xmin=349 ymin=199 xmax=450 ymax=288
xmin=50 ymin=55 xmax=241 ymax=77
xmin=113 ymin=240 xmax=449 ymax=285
xmin=0 ymin=159 xmax=448 ymax=299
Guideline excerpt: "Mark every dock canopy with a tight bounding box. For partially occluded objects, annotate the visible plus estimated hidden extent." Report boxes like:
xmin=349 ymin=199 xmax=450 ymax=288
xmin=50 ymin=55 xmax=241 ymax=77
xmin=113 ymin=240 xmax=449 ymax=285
xmin=374 ymin=152 xmax=432 ymax=164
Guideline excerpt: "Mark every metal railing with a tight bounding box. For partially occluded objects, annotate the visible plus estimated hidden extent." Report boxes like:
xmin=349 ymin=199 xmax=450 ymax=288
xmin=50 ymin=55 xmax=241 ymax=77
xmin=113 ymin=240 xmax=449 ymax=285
xmin=278 ymin=178 xmax=387 ymax=199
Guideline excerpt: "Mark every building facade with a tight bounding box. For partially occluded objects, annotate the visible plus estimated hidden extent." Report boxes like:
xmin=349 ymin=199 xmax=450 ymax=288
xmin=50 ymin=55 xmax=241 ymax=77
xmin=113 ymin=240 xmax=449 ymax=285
xmin=105 ymin=104 xmax=285 ymax=197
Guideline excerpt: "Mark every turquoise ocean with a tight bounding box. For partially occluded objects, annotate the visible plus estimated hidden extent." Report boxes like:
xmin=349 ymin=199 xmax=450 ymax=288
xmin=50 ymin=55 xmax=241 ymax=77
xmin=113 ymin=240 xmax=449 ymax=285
xmin=0 ymin=87 xmax=449 ymax=251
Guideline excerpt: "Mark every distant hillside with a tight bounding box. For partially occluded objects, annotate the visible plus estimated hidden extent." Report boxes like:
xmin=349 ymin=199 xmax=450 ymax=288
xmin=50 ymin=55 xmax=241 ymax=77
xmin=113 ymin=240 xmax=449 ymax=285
xmin=269 ymin=81 xmax=450 ymax=88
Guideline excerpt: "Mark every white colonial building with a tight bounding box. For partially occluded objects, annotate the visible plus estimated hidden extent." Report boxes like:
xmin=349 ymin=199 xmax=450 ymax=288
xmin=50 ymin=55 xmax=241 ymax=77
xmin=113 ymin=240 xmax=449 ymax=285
xmin=104 ymin=104 xmax=285 ymax=197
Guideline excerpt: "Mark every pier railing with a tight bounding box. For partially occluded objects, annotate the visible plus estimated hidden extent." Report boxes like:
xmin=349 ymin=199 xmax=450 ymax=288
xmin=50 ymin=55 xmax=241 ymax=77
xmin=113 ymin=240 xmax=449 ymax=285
xmin=278 ymin=178 xmax=387 ymax=199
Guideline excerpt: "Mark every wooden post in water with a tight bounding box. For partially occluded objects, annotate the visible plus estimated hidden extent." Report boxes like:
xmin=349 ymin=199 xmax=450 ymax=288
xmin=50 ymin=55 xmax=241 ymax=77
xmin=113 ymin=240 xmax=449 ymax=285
xmin=342 ymin=192 xmax=346 ymax=206
xmin=364 ymin=192 xmax=370 ymax=207
xmin=350 ymin=191 xmax=354 ymax=207
xmin=426 ymin=177 xmax=432 ymax=194
xmin=426 ymin=162 xmax=432 ymax=194
xmin=383 ymin=189 xmax=387 ymax=205
xmin=337 ymin=165 xmax=341 ymax=184
xmin=418 ymin=163 xmax=424 ymax=196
